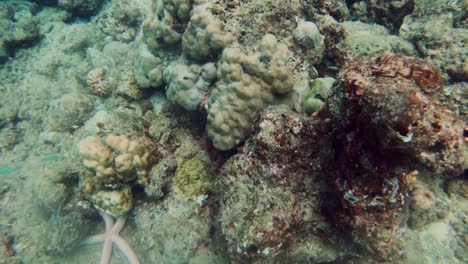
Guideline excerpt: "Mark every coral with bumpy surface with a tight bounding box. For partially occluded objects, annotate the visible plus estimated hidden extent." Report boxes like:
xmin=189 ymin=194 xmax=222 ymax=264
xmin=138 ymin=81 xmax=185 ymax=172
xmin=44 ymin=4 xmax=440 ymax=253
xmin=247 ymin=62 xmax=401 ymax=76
xmin=298 ymin=77 xmax=335 ymax=115
xmin=323 ymin=53 xmax=465 ymax=260
xmin=164 ymin=60 xmax=217 ymax=111
xmin=142 ymin=0 xmax=194 ymax=51
xmin=181 ymin=2 xmax=234 ymax=62
xmin=78 ymin=135 xmax=151 ymax=216
xmin=219 ymin=106 xmax=330 ymax=260
xmin=206 ymin=34 xmax=296 ymax=150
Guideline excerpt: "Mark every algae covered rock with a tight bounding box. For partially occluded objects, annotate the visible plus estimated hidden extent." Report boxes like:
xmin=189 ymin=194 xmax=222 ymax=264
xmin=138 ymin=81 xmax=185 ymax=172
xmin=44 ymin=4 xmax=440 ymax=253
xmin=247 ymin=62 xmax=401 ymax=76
xmin=173 ymin=158 xmax=213 ymax=197
xmin=400 ymin=11 xmax=468 ymax=81
xmin=7 ymin=159 xmax=96 ymax=257
xmin=133 ymin=193 xmax=214 ymax=263
xmin=343 ymin=21 xmax=415 ymax=58
xmin=47 ymin=93 xmax=97 ymax=132
xmin=0 ymin=1 xmax=41 ymax=62
xmin=323 ymin=53 xmax=465 ymax=260
xmin=58 ymin=0 xmax=103 ymax=17
xmin=218 ymin=106 xmax=331 ymax=261
xmin=408 ymin=186 xmax=449 ymax=229
xmin=93 ymin=0 xmax=144 ymax=42
xmin=349 ymin=0 xmax=415 ymax=32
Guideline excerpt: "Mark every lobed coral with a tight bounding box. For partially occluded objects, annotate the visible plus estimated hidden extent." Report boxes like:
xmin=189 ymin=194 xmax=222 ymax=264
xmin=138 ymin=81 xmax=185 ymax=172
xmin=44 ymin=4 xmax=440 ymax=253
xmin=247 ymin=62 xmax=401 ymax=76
xmin=181 ymin=2 xmax=234 ymax=62
xmin=164 ymin=60 xmax=217 ymax=111
xmin=206 ymin=34 xmax=296 ymax=150
xmin=78 ymin=135 xmax=151 ymax=216
xmin=142 ymin=0 xmax=194 ymax=51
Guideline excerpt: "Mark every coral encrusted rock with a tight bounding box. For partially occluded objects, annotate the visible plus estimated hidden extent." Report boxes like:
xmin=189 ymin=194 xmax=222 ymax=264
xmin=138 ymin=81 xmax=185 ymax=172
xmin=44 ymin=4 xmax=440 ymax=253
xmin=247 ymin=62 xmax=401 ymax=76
xmin=323 ymin=53 xmax=465 ymax=260
xmin=218 ymin=106 xmax=330 ymax=261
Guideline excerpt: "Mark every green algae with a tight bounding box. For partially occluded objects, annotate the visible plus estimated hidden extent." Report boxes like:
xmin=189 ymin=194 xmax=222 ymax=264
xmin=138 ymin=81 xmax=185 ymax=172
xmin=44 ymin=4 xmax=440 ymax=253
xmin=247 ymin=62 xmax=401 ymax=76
xmin=173 ymin=158 xmax=214 ymax=197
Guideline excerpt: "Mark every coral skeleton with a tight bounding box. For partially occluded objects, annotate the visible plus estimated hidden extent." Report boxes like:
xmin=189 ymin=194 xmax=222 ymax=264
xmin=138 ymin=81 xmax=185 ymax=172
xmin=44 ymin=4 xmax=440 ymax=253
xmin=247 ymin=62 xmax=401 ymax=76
xmin=81 ymin=211 xmax=140 ymax=264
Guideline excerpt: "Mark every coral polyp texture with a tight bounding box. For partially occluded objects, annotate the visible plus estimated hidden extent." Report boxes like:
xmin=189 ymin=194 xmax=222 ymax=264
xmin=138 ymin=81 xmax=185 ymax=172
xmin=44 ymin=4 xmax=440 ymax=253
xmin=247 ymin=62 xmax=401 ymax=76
xmin=78 ymin=135 xmax=151 ymax=216
xmin=206 ymin=34 xmax=296 ymax=150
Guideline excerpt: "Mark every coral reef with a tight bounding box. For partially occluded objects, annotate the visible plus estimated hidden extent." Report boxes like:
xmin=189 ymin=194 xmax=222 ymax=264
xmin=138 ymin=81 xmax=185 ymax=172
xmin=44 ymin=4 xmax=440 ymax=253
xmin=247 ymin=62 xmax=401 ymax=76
xmin=47 ymin=93 xmax=97 ymax=132
xmin=218 ymin=106 xmax=331 ymax=260
xmin=58 ymin=0 xmax=103 ymax=17
xmin=78 ymin=135 xmax=151 ymax=216
xmin=0 ymin=0 xmax=466 ymax=263
xmin=0 ymin=1 xmax=41 ymax=62
xmin=349 ymin=0 xmax=415 ymax=32
xmin=323 ymin=53 xmax=465 ymax=260
xmin=164 ymin=60 xmax=217 ymax=111
xmin=206 ymin=34 xmax=296 ymax=150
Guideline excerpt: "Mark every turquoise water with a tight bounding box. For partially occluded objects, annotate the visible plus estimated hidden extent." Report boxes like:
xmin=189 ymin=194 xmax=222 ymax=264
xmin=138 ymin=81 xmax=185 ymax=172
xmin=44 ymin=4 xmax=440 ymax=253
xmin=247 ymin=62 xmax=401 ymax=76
xmin=0 ymin=1 xmax=466 ymax=263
